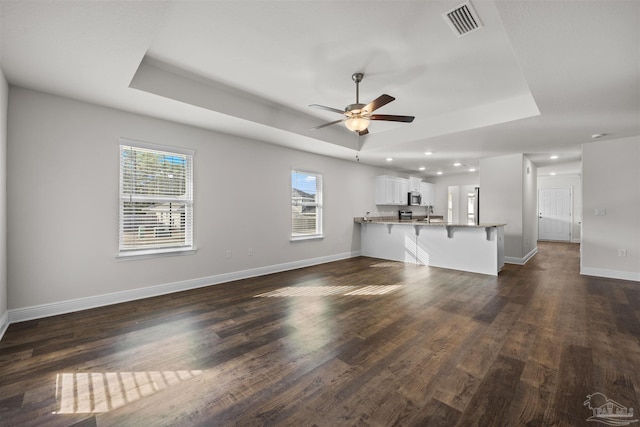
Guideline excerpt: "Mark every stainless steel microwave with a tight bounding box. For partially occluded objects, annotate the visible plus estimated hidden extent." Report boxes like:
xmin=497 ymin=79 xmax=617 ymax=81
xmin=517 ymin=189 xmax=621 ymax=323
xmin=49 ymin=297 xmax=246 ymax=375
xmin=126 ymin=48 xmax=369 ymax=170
xmin=408 ymin=191 xmax=421 ymax=206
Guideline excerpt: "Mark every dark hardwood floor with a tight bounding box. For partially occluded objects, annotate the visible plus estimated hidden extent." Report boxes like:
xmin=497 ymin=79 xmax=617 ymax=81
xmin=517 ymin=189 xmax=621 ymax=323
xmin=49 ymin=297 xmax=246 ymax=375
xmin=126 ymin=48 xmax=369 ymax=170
xmin=1 ymin=242 xmax=640 ymax=426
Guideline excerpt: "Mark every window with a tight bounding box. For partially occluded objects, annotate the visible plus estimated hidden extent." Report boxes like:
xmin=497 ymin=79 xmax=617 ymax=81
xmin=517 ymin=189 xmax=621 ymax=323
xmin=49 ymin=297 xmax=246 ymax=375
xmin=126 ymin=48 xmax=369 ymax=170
xmin=119 ymin=140 xmax=194 ymax=257
xmin=291 ymin=170 xmax=323 ymax=240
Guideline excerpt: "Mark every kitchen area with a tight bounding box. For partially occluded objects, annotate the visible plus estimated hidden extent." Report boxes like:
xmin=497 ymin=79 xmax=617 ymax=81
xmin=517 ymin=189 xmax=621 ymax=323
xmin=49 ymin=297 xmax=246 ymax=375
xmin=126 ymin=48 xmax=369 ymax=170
xmin=355 ymin=175 xmax=505 ymax=276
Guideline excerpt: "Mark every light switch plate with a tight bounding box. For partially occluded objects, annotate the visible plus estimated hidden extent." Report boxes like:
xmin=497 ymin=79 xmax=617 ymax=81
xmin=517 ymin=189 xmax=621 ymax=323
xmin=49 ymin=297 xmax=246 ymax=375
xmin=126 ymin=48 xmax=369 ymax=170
xmin=595 ymin=208 xmax=606 ymax=216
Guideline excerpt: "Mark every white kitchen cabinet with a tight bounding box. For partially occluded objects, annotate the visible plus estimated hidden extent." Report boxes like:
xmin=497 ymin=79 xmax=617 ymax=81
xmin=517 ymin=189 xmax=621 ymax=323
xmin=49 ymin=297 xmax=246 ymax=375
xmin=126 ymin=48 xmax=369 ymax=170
xmin=375 ymin=176 xmax=409 ymax=205
xmin=420 ymin=182 xmax=435 ymax=207
xmin=398 ymin=178 xmax=408 ymax=205
xmin=408 ymin=177 xmax=422 ymax=193
xmin=375 ymin=176 xmax=393 ymax=205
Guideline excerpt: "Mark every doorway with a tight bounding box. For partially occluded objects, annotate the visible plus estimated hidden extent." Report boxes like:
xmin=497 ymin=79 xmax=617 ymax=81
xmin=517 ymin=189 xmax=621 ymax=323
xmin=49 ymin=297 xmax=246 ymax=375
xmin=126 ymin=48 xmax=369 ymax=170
xmin=538 ymin=188 xmax=571 ymax=241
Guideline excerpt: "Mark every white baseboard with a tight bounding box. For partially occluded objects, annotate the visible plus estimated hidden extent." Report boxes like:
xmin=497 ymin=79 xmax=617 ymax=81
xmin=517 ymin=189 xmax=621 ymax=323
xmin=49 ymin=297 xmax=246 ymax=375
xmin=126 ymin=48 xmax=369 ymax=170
xmin=7 ymin=250 xmax=361 ymax=325
xmin=0 ymin=310 xmax=8 ymax=342
xmin=580 ymin=266 xmax=640 ymax=282
xmin=505 ymin=246 xmax=538 ymax=265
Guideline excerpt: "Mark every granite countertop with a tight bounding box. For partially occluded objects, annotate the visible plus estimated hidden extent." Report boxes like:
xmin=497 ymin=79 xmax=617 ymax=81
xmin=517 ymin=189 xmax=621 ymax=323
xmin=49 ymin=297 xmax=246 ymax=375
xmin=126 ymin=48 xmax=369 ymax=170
xmin=354 ymin=217 xmax=505 ymax=228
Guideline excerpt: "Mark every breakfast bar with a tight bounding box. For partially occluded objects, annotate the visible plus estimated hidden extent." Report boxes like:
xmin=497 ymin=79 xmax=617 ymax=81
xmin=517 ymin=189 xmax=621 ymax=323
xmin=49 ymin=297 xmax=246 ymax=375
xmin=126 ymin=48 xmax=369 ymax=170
xmin=355 ymin=217 xmax=505 ymax=276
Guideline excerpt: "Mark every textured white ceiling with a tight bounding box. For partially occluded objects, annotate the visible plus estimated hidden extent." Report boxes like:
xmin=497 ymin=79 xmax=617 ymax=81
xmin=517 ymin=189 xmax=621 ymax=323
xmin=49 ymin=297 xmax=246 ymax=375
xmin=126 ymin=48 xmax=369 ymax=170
xmin=1 ymin=0 xmax=638 ymax=177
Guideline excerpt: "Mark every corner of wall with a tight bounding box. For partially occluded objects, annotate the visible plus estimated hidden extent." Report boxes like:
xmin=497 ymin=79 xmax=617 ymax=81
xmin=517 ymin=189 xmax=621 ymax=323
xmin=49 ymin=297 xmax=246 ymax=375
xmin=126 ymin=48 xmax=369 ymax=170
xmin=0 ymin=311 xmax=8 ymax=341
xmin=0 ymin=66 xmax=8 ymax=340
xmin=523 ymin=157 xmax=538 ymax=256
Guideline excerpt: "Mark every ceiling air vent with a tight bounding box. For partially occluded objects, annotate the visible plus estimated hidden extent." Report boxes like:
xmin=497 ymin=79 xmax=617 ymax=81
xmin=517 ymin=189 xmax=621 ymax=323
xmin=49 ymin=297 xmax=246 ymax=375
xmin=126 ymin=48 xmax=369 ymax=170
xmin=443 ymin=1 xmax=483 ymax=37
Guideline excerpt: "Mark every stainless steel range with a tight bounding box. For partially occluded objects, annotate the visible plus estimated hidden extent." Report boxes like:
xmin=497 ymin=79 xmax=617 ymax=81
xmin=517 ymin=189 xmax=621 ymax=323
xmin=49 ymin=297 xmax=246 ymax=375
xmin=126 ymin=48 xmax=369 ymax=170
xmin=399 ymin=210 xmax=412 ymax=221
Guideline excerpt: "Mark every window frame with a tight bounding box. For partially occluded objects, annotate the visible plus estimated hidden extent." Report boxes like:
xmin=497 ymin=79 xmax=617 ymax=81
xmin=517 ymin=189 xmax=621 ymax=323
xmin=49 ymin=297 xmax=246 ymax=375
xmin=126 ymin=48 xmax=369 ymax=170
xmin=117 ymin=138 xmax=195 ymax=259
xmin=290 ymin=169 xmax=324 ymax=241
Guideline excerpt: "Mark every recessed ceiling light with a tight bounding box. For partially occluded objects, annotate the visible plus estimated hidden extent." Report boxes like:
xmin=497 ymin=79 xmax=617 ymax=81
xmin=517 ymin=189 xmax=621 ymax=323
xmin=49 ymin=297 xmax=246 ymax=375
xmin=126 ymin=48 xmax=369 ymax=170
xmin=437 ymin=171 xmax=443 ymax=175
xmin=469 ymin=168 xmax=476 ymax=172
xmin=424 ymin=151 xmax=433 ymax=156
xmin=453 ymin=162 xmax=461 ymax=167
xmin=550 ymin=172 xmax=557 ymax=176
xmin=419 ymin=166 xmax=426 ymax=171
xmin=591 ymin=133 xmax=606 ymax=139
xmin=386 ymin=157 xmax=393 ymax=162
xmin=550 ymin=155 xmax=559 ymax=159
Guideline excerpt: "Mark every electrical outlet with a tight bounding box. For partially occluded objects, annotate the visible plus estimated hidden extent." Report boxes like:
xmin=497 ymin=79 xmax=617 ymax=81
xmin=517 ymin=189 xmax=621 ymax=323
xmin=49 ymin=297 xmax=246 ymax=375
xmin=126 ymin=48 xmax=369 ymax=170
xmin=618 ymin=249 xmax=627 ymax=257
xmin=248 ymin=248 xmax=253 ymax=256
xmin=225 ymin=249 xmax=232 ymax=259
xmin=595 ymin=208 xmax=606 ymax=216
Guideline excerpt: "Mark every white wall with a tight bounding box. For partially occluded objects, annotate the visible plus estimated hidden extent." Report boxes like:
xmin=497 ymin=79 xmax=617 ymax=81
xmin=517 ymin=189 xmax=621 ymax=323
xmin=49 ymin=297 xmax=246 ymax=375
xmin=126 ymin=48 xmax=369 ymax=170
xmin=479 ymin=153 xmax=537 ymax=263
xmin=6 ymin=87 xmax=391 ymax=314
xmin=537 ymin=173 xmax=582 ymax=242
xmin=581 ymin=136 xmax=640 ymax=281
xmin=480 ymin=154 xmax=523 ymax=259
xmin=431 ymin=172 xmax=479 ymax=217
xmin=0 ymin=68 xmax=8 ymax=338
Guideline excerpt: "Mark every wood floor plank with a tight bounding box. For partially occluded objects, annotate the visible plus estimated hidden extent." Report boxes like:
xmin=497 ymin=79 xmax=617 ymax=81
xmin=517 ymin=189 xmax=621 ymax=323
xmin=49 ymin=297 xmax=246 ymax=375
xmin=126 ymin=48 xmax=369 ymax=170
xmin=504 ymin=380 xmax=551 ymax=426
xmin=472 ymin=295 xmax=510 ymax=324
xmin=455 ymin=355 xmax=526 ymax=426
xmin=408 ymin=398 xmax=462 ymax=427
xmin=243 ymin=358 xmax=353 ymax=426
xmin=551 ymin=344 xmax=594 ymax=425
xmin=456 ymin=301 xmax=523 ymax=378
xmin=2 ymin=242 xmax=640 ymax=426
xmin=431 ymin=368 xmax=481 ymax=413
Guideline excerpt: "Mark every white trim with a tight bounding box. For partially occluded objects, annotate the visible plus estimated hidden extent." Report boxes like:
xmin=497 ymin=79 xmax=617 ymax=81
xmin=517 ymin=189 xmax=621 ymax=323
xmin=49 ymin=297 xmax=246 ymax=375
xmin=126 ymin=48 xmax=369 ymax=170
xmin=0 ymin=311 xmax=9 ymax=342
xmin=290 ymin=235 xmax=324 ymax=242
xmin=116 ymin=248 xmax=197 ymax=261
xmin=504 ymin=246 xmax=538 ymax=265
xmin=291 ymin=169 xmax=323 ymax=239
xmin=7 ymin=250 xmax=361 ymax=324
xmin=119 ymin=137 xmax=195 ymax=156
xmin=581 ymin=267 xmax=640 ymax=282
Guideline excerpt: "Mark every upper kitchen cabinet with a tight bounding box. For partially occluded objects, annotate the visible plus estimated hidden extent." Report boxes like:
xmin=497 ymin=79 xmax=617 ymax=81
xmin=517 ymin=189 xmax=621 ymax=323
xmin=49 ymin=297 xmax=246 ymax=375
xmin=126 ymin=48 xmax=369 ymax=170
xmin=420 ymin=182 xmax=435 ymax=207
xmin=408 ymin=177 xmax=422 ymax=193
xmin=375 ymin=175 xmax=408 ymax=205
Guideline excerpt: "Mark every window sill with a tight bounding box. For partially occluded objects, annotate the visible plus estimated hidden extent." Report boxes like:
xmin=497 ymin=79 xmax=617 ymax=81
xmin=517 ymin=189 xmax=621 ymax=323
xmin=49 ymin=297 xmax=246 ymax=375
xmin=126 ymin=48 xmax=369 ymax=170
xmin=116 ymin=247 xmax=197 ymax=261
xmin=290 ymin=235 xmax=324 ymax=242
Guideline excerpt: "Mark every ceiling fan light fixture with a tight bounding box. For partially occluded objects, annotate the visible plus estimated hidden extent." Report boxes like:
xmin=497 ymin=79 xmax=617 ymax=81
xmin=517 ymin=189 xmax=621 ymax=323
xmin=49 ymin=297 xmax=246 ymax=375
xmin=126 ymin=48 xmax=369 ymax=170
xmin=310 ymin=72 xmax=413 ymax=133
xmin=345 ymin=116 xmax=370 ymax=132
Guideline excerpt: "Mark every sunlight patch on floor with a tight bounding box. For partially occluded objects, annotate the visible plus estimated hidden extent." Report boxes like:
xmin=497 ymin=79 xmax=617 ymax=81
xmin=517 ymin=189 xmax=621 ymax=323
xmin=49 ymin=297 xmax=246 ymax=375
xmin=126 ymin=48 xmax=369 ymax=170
xmin=53 ymin=370 xmax=204 ymax=414
xmin=370 ymin=262 xmax=404 ymax=268
xmin=344 ymin=285 xmax=403 ymax=295
xmin=254 ymin=285 xmax=403 ymax=297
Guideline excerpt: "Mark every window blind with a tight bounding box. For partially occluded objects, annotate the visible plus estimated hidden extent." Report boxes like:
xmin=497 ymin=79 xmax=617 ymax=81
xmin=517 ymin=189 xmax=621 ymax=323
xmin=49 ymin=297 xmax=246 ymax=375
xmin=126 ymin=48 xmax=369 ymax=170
xmin=291 ymin=170 xmax=323 ymax=238
xmin=119 ymin=142 xmax=193 ymax=254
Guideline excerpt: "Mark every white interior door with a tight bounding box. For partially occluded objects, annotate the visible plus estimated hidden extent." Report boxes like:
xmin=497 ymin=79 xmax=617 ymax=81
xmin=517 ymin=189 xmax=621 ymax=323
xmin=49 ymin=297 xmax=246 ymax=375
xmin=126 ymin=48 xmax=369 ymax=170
xmin=538 ymin=188 xmax=571 ymax=241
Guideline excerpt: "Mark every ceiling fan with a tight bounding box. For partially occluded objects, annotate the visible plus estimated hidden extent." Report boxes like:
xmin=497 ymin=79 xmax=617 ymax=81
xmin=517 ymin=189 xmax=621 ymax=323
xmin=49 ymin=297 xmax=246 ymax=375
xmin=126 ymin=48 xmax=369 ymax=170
xmin=309 ymin=73 xmax=415 ymax=135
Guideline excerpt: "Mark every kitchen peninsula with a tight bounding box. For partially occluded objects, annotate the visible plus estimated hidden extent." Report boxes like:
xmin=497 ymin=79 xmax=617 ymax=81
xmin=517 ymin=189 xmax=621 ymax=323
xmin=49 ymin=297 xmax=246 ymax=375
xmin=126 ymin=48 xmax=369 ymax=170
xmin=355 ymin=217 xmax=505 ymax=276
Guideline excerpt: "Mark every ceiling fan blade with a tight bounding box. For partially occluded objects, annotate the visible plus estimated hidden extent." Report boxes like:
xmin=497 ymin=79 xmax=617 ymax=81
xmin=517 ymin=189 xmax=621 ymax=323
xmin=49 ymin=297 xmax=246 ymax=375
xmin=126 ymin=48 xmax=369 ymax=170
xmin=363 ymin=94 xmax=395 ymax=113
xmin=309 ymin=104 xmax=345 ymax=115
xmin=358 ymin=128 xmax=369 ymax=136
xmin=369 ymin=114 xmax=415 ymax=123
xmin=310 ymin=118 xmax=345 ymax=130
